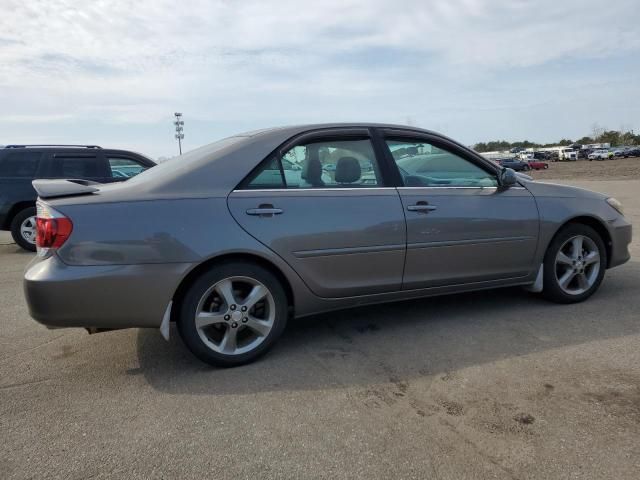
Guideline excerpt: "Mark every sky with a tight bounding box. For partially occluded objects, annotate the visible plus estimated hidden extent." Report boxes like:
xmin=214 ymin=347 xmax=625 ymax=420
xmin=1 ymin=0 xmax=639 ymax=159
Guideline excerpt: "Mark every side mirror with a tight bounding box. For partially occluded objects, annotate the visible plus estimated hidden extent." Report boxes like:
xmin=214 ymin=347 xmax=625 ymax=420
xmin=500 ymin=167 xmax=518 ymax=187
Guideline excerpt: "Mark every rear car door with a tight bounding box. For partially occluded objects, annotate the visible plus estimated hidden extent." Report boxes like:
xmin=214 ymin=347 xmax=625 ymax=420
xmin=227 ymin=128 xmax=406 ymax=298
xmin=380 ymin=130 xmax=539 ymax=290
xmin=0 ymin=150 xmax=45 ymax=228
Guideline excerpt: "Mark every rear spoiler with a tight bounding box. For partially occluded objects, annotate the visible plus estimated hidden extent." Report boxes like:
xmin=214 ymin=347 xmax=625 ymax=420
xmin=32 ymin=179 xmax=100 ymax=199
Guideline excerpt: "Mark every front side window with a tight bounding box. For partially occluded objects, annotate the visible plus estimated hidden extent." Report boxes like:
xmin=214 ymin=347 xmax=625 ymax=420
xmin=386 ymin=139 xmax=498 ymax=188
xmin=107 ymin=157 xmax=148 ymax=178
xmin=246 ymin=138 xmax=382 ymax=189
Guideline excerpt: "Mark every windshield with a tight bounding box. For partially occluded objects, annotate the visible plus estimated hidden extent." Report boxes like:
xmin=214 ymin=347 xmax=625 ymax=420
xmin=126 ymin=135 xmax=246 ymax=186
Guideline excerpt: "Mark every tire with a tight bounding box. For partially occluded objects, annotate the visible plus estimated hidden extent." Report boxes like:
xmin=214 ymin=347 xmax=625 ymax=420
xmin=544 ymin=164 xmax=549 ymax=169
xmin=542 ymin=224 xmax=607 ymax=304
xmin=523 ymin=165 xmax=531 ymax=171
xmin=177 ymin=261 xmax=288 ymax=367
xmin=10 ymin=207 xmax=37 ymax=252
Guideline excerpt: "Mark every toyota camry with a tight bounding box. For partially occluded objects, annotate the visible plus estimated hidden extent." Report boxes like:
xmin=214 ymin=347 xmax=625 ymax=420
xmin=24 ymin=124 xmax=632 ymax=366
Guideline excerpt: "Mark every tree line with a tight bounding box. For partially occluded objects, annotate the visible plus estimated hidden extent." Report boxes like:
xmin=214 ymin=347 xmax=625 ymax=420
xmin=473 ymin=127 xmax=639 ymax=153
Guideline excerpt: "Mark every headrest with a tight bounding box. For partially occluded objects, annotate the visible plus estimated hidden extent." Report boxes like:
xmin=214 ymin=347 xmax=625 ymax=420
xmin=335 ymin=156 xmax=361 ymax=184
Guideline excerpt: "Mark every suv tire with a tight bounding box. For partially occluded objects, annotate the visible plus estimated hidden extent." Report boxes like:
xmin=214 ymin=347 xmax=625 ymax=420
xmin=10 ymin=207 xmax=37 ymax=252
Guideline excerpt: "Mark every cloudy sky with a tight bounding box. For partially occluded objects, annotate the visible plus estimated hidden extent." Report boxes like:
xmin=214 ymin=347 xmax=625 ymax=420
xmin=1 ymin=0 xmax=639 ymax=158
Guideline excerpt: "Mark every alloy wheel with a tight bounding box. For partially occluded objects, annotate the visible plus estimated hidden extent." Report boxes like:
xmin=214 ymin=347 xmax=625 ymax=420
xmin=20 ymin=216 xmax=37 ymax=244
xmin=554 ymin=235 xmax=601 ymax=295
xmin=194 ymin=276 xmax=275 ymax=355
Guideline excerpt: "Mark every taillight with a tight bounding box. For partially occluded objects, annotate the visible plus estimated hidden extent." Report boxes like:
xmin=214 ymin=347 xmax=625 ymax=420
xmin=36 ymin=201 xmax=73 ymax=255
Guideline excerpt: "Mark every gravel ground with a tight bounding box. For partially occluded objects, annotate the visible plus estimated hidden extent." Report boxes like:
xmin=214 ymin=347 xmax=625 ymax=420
xmin=530 ymin=157 xmax=640 ymax=181
xmin=1 ymin=179 xmax=638 ymax=479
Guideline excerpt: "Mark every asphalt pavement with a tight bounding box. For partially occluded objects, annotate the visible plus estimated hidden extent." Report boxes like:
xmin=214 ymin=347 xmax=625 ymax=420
xmin=1 ymin=180 xmax=638 ymax=479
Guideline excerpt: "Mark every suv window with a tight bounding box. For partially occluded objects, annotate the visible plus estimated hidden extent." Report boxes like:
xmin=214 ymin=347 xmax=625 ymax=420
xmin=0 ymin=152 xmax=42 ymax=178
xmin=386 ymin=139 xmax=498 ymax=188
xmin=52 ymin=155 xmax=103 ymax=178
xmin=246 ymin=138 xmax=382 ymax=189
xmin=107 ymin=157 xmax=148 ymax=178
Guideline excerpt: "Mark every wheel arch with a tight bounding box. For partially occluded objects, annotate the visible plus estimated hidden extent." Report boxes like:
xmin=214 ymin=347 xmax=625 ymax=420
xmin=170 ymin=252 xmax=295 ymax=324
xmin=3 ymin=201 xmax=35 ymax=230
xmin=550 ymin=215 xmax=613 ymax=268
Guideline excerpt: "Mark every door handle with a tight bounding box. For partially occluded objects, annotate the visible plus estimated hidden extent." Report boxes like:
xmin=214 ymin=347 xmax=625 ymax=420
xmin=246 ymin=204 xmax=283 ymax=216
xmin=407 ymin=201 xmax=437 ymax=213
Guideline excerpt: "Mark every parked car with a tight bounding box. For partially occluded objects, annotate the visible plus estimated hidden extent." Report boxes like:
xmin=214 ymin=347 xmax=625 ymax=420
xmin=498 ymin=158 xmax=531 ymax=171
xmin=588 ymin=149 xmax=612 ymax=161
xmin=558 ymin=148 xmax=578 ymax=161
xmin=527 ymin=159 xmax=549 ymax=170
xmin=0 ymin=145 xmax=154 ymax=250
xmin=24 ymin=124 xmax=631 ymax=367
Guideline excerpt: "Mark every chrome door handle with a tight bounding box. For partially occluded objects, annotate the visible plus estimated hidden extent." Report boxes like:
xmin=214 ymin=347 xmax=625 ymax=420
xmin=407 ymin=202 xmax=437 ymax=213
xmin=246 ymin=205 xmax=283 ymax=216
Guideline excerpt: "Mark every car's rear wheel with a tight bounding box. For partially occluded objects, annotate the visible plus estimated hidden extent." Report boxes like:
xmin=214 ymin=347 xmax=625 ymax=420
xmin=10 ymin=207 xmax=37 ymax=252
xmin=542 ymin=224 xmax=606 ymax=304
xmin=177 ymin=262 xmax=288 ymax=367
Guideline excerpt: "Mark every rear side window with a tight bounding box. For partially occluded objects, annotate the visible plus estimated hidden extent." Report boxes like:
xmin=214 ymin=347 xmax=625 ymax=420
xmin=53 ymin=155 xmax=102 ymax=178
xmin=0 ymin=152 xmax=42 ymax=178
xmin=107 ymin=157 xmax=148 ymax=178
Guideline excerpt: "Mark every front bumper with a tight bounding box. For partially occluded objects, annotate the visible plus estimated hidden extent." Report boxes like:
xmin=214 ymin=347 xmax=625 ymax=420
xmin=608 ymin=219 xmax=632 ymax=268
xmin=24 ymin=254 xmax=191 ymax=329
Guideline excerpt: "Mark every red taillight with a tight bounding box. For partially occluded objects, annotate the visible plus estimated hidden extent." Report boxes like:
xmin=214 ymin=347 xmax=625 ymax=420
xmin=35 ymin=202 xmax=73 ymax=252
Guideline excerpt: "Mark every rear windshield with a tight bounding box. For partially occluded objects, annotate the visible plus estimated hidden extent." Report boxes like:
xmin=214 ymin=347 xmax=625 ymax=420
xmin=126 ymin=135 xmax=246 ymax=186
xmin=0 ymin=151 xmax=42 ymax=178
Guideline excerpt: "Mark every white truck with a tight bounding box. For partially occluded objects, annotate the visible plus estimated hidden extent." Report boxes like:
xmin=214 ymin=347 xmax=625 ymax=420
xmin=559 ymin=148 xmax=578 ymax=161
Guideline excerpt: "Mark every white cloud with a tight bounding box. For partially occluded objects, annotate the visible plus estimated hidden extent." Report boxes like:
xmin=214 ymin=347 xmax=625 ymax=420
xmin=0 ymin=0 xmax=639 ymax=156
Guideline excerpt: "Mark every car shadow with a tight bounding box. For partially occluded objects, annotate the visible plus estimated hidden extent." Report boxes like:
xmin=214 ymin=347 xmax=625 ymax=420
xmin=136 ymin=262 xmax=639 ymax=396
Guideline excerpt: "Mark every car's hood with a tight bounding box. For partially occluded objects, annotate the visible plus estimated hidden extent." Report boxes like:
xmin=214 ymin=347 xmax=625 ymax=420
xmin=519 ymin=178 xmax=608 ymax=200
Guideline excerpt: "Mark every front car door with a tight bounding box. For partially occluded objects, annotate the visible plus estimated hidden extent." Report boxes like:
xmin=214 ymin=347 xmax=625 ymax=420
xmin=227 ymin=128 xmax=406 ymax=298
xmin=379 ymin=129 xmax=539 ymax=290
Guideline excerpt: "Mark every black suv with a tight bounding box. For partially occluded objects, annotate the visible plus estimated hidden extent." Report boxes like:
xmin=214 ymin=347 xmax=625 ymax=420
xmin=0 ymin=145 xmax=155 ymax=251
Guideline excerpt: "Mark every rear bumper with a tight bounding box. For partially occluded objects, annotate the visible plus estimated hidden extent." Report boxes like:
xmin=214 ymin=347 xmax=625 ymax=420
xmin=24 ymin=255 xmax=191 ymax=329
xmin=608 ymin=220 xmax=632 ymax=268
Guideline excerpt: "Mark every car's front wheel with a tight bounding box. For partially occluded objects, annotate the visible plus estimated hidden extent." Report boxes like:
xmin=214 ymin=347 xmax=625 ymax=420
xmin=177 ymin=262 xmax=288 ymax=367
xmin=10 ymin=207 xmax=37 ymax=252
xmin=542 ymin=224 xmax=606 ymax=304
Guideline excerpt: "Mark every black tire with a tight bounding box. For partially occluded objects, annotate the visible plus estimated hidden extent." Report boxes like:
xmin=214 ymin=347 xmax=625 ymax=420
xmin=542 ymin=224 xmax=607 ymax=304
xmin=10 ymin=207 xmax=37 ymax=252
xmin=177 ymin=261 xmax=288 ymax=367
xmin=523 ymin=165 xmax=531 ymax=171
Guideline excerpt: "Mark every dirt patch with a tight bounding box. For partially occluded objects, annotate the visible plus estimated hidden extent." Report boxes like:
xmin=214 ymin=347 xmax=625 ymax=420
xmin=529 ymin=156 xmax=640 ymax=181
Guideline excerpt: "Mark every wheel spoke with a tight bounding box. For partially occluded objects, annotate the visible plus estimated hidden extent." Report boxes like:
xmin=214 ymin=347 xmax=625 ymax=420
xmin=576 ymin=273 xmax=589 ymax=290
xmin=242 ymin=284 xmax=268 ymax=310
xmin=558 ymin=269 xmax=576 ymax=289
xmin=584 ymin=251 xmax=600 ymax=266
xmin=571 ymin=236 xmax=583 ymax=259
xmin=195 ymin=311 xmax=227 ymax=329
xmin=219 ymin=327 xmax=238 ymax=353
xmin=215 ymin=279 xmax=236 ymax=307
xmin=556 ymin=252 xmax=573 ymax=266
xmin=244 ymin=316 xmax=271 ymax=337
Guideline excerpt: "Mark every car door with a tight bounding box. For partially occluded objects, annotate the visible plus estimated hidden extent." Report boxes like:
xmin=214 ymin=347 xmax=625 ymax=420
xmin=379 ymin=130 xmax=539 ymax=290
xmin=227 ymin=128 xmax=406 ymax=298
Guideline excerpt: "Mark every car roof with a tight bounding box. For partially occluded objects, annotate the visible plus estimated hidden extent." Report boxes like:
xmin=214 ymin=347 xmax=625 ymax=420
xmin=1 ymin=145 xmax=155 ymax=164
xmin=49 ymin=123 xmax=472 ymax=205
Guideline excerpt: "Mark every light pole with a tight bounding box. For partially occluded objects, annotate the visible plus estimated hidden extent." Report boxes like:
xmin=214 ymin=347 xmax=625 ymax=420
xmin=174 ymin=112 xmax=184 ymax=155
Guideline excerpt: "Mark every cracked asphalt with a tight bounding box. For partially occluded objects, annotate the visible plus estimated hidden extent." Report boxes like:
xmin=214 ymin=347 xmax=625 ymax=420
xmin=1 ymin=179 xmax=639 ymax=479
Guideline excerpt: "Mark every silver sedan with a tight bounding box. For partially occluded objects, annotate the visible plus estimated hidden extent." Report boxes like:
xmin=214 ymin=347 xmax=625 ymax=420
xmin=24 ymin=124 xmax=632 ymax=366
